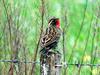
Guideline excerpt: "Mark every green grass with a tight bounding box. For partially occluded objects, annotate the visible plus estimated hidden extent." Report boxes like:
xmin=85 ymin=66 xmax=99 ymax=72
xmin=0 ymin=0 xmax=100 ymax=75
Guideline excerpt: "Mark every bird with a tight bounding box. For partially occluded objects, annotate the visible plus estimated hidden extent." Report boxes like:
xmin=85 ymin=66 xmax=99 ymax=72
xmin=40 ymin=17 xmax=62 ymax=56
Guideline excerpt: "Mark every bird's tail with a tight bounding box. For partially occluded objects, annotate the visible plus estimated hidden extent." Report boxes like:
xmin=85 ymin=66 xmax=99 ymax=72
xmin=40 ymin=48 xmax=48 ymax=56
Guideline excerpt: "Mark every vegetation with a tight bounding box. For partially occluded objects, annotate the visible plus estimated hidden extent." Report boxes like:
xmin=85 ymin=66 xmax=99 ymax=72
xmin=0 ymin=0 xmax=100 ymax=75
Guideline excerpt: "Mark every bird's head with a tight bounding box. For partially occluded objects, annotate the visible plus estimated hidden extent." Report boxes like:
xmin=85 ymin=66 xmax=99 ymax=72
xmin=48 ymin=17 xmax=60 ymax=28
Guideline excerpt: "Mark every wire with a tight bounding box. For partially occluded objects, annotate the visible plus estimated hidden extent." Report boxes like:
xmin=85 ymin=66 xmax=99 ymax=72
xmin=0 ymin=60 xmax=39 ymax=64
xmin=0 ymin=60 xmax=100 ymax=67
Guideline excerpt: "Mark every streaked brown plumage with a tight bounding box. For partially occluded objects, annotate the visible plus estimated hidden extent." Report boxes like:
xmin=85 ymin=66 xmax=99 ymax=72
xmin=40 ymin=17 xmax=61 ymax=54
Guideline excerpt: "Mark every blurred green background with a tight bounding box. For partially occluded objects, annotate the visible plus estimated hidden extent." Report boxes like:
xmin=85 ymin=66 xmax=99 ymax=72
xmin=0 ymin=0 xmax=100 ymax=75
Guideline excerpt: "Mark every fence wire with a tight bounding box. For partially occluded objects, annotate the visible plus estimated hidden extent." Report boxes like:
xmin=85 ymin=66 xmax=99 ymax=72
xmin=0 ymin=60 xmax=100 ymax=67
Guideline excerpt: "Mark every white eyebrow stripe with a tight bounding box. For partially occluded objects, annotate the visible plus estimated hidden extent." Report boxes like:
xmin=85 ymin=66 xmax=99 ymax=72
xmin=48 ymin=20 xmax=53 ymax=26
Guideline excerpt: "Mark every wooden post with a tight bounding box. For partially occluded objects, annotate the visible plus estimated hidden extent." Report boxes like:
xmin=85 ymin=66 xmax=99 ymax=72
xmin=40 ymin=52 xmax=61 ymax=75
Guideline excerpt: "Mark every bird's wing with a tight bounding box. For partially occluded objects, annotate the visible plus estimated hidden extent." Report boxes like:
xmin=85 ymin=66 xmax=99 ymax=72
xmin=40 ymin=26 xmax=61 ymax=48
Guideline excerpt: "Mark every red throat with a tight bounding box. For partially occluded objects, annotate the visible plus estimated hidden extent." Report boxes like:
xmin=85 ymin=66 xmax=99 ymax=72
xmin=56 ymin=19 xmax=60 ymax=28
